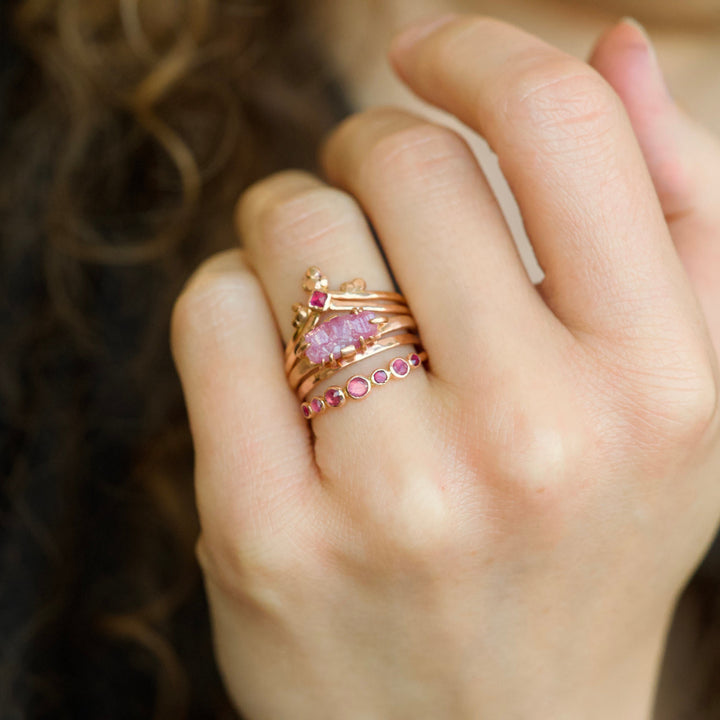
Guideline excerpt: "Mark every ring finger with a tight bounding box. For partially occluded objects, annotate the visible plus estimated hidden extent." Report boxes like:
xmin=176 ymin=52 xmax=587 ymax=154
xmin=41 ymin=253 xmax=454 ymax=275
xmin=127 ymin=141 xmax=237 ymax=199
xmin=237 ymin=170 xmax=431 ymax=469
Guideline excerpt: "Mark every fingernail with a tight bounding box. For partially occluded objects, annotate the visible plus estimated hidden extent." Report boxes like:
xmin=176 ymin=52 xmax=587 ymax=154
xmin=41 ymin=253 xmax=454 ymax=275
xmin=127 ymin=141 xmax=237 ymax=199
xmin=391 ymin=13 xmax=458 ymax=56
xmin=619 ymin=16 xmax=671 ymax=97
xmin=620 ymin=17 xmax=657 ymax=63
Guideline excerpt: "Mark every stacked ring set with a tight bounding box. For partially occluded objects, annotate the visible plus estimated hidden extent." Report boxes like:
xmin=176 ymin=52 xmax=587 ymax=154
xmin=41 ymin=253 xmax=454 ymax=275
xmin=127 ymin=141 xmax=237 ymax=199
xmin=284 ymin=266 xmax=427 ymax=419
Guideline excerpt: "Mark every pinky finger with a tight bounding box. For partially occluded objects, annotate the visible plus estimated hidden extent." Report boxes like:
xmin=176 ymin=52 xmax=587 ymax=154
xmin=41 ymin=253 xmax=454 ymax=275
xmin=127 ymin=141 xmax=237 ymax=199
xmin=171 ymin=249 xmax=319 ymax=567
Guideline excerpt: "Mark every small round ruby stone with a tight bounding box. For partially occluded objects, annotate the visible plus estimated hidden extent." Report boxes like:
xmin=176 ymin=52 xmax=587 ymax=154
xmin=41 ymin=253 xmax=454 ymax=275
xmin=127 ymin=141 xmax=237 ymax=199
xmin=324 ymin=386 xmax=345 ymax=407
xmin=346 ymin=376 xmax=370 ymax=399
xmin=408 ymin=353 xmax=421 ymax=367
xmin=301 ymin=403 xmax=312 ymax=418
xmin=310 ymin=397 xmax=324 ymax=414
xmin=371 ymin=369 xmax=389 ymax=385
xmin=390 ymin=357 xmax=410 ymax=377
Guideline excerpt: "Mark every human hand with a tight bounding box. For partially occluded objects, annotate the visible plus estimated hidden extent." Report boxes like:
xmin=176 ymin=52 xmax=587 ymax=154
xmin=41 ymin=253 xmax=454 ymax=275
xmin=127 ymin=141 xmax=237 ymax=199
xmin=171 ymin=15 xmax=720 ymax=720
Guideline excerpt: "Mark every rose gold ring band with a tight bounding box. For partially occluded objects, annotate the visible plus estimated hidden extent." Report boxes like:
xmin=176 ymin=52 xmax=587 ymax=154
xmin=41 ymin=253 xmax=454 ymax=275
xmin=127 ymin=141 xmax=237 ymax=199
xmin=293 ymin=332 xmax=422 ymax=399
xmin=286 ymin=313 xmax=418 ymax=389
xmin=284 ymin=266 xmax=428 ymax=417
xmin=301 ymin=350 xmax=427 ymax=419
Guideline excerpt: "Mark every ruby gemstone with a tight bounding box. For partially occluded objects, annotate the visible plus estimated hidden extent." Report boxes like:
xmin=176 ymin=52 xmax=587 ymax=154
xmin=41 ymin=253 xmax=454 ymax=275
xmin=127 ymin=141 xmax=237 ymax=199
xmin=408 ymin=353 xmax=421 ymax=367
xmin=310 ymin=397 xmax=324 ymax=414
xmin=347 ymin=376 xmax=370 ymax=399
xmin=371 ymin=369 xmax=389 ymax=385
xmin=308 ymin=290 xmax=329 ymax=310
xmin=304 ymin=310 xmax=377 ymax=365
xmin=301 ymin=403 xmax=312 ymax=418
xmin=390 ymin=357 xmax=410 ymax=377
xmin=324 ymin=386 xmax=345 ymax=408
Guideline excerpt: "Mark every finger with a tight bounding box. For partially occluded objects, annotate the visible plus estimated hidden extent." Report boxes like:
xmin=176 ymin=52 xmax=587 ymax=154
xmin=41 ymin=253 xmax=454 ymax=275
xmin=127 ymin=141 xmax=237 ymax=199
xmin=170 ymin=250 xmax=319 ymax=556
xmin=589 ymin=18 xmax=720 ymax=353
xmin=389 ymin=15 xmax=703 ymax=345
xmin=237 ymin=170 xmax=395 ymax=347
xmin=236 ymin=170 xmax=431 ymax=468
xmin=321 ymin=107 xmax=558 ymax=384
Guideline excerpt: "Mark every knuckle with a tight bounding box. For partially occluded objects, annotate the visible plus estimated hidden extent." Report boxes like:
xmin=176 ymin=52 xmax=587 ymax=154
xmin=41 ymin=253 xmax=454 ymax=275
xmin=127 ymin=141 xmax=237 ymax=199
xmin=235 ymin=169 xmax=314 ymax=227
xmin=348 ymin=462 xmax=465 ymax=573
xmin=246 ymin=182 xmax=360 ymax=255
xmin=487 ymin=419 xmax=592 ymax=532
xmin=362 ymin=122 xmax=471 ymax=186
xmin=498 ymin=53 xmax=621 ymax=150
xmin=262 ymin=186 xmax=358 ymax=251
xmin=422 ymin=16 xmax=495 ymax=76
xmin=196 ymin=484 xmax=326 ymax=610
xmin=480 ymin=393 xmax=590 ymax=495
xmin=362 ymin=516 xmax=457 ymax=579
xmin=198 ymin=527 xmax=314 ymax=612
xmin=590 ymin=327 xmax=720 ymax=455
xmin=384 ymin=501 xmax=454 ymax=567
xmin=686 ymin=367 xmax=719 ymax=437
xmin=171 ymin=252 xmax=256 ymax=348
xmin=620 ymin=361 xmax=719 ymax=450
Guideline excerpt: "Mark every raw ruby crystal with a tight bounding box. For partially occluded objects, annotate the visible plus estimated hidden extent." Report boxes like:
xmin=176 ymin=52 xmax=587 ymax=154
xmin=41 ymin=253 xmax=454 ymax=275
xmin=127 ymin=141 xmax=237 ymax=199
xmin=408 ymin=353 xmax=420 ymax=367
xmin=346 ymin=376 xmax=370 ymax=399
xmin=310 ymin=397 xmax=324 ymax=414
xmin=390 ymin=357 xmax=409 ymax=377
xmin=303 ymin=311 xmax=377 ymax=365
xmin=308 ymin=290 xmax=329 ymax=310
xmin=371 ymin=369 xmax=389 ymax=385
xmin=324 ymin=387 xmax=345 ymax=407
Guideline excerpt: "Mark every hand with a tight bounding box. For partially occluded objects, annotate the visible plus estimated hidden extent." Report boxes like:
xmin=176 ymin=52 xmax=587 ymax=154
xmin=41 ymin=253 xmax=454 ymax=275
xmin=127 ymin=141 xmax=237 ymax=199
xmin=171 ymin=15 xmax=720 ymax=720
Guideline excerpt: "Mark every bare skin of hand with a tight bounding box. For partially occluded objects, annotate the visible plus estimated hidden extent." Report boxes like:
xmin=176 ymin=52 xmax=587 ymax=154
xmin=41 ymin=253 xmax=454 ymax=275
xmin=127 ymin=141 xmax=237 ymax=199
xmin=171 ymin=15 xmax=720 ymax=720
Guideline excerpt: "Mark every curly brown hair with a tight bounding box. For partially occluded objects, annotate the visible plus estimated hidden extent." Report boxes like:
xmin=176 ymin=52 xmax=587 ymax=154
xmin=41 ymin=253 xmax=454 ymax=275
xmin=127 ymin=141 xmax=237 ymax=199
xmin=2 ymin=1 xmax=720 ymax=719
xmin=0 ymin=1 xmax=348 ymax=717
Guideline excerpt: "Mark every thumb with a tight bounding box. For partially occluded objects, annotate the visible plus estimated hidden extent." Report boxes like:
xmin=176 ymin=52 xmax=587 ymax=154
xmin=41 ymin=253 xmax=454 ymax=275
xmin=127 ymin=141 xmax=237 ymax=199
xmin=589 ymin=18 xmax=720 ymax=347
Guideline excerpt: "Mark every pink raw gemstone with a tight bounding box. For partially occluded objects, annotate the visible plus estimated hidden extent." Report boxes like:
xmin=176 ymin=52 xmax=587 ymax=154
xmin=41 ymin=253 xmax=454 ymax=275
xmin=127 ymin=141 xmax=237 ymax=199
xmin=390 ymin=357 xmax=409 ymax=377
xmin=308 ymin=290 xmax=329 ymax=309
xmin=347 ymin=376 xmax=370 ymax=399
xmin=371 ymin=369 xmax=389 ymax=385
xmin=408 ymin=353 xmax=421 ymax=367
xmin=301 ymin=403 xmax=312 ymax=418
xmin=310 ymin=397 xmax=324 ymax=414
xmin=304 ymin=311 xmax=377 ymax=365
xmin=324 ymin=387 xmax=345 ymax=407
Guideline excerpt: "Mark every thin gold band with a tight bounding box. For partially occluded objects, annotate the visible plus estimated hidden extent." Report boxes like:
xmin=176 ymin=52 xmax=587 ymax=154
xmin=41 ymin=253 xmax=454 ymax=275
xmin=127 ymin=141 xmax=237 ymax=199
xmin=284 ymin=266 xmax=426 ymax=402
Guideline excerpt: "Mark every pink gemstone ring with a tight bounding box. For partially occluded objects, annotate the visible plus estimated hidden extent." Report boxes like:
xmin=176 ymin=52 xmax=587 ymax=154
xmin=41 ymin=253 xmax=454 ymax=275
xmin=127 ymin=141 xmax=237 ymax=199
xmin=285 ymin=266 xmax=428 ymax=416
xmin=300 ymin=351 xmax=427 ymax=420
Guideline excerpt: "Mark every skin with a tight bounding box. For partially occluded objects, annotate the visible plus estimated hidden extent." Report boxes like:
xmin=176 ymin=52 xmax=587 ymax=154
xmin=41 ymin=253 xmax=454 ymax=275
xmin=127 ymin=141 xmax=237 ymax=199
xmin=171 ymin=9 xmax=720 ymax=720
xmin=314 ymin=0 xmax=720 ymax=135
xmin=565 ymin=0 xmax=720 ymax=27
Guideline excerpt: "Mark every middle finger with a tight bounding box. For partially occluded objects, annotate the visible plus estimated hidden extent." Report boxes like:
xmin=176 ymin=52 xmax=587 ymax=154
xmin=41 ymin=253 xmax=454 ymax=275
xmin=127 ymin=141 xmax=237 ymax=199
xmin=322 ymin=107 xmax=556 ymax=384
xmin=388 ymin=15 xmax=700 ymax=346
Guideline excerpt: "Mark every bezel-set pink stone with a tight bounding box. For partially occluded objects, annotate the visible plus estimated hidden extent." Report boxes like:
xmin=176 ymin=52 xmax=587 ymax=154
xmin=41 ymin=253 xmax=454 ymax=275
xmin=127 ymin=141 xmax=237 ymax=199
xmin=308 ymin=290 xmax=329 ymax=310
xmin=346 ymin=375 xmax=371 ymax=399
xmin=324 ymin=386 xmax=346 ymax=407
xmin=299 ymin=352 xmax=424 ymax=418
xmin=371 ymin=369 xmax=389 ymax=385
xmin=390 ymin=357 xmax=410 ymax=377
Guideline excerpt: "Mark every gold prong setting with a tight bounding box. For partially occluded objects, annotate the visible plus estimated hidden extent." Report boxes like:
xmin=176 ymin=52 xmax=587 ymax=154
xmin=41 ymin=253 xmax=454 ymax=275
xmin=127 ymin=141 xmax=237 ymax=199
xmin=287 ymin=267 xmax=427 ymax=414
